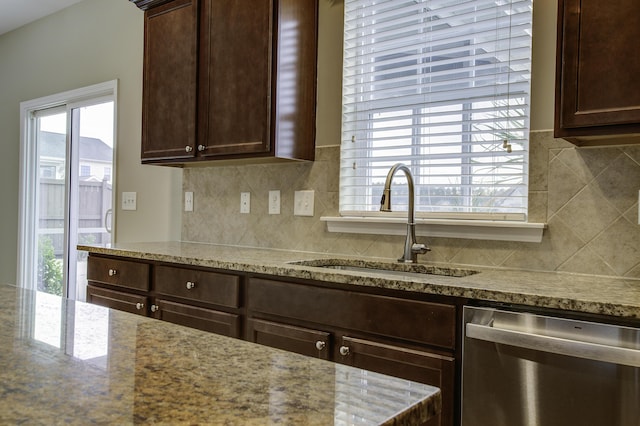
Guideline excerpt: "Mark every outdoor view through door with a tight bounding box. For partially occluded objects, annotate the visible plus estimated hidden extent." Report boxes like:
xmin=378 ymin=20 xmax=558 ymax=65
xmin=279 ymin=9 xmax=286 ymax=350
xmin=36 ymin=103 xmax=114 ymax=300
xmin=19 ymin=82 xmax=116 ymax=301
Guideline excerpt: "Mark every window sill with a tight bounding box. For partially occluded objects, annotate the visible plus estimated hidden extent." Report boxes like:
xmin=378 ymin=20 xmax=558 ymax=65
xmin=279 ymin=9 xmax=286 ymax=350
xmin=320 ymin=216 xmax=546 ymax=243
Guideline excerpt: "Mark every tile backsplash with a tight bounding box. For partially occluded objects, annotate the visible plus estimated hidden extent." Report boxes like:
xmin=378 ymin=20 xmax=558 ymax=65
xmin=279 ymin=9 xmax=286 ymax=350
xmin=182 ymin=131 xmax=640 ymax=278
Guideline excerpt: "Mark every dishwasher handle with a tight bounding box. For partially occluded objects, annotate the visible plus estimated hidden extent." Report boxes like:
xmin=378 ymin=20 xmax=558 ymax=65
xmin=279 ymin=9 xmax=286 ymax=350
xmin=466 ymin=322 xmax=640 ymax=368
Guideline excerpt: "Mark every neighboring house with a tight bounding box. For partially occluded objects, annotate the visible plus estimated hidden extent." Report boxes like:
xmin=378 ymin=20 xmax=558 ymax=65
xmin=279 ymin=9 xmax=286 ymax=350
xmin=38 ymin=131 xmax=113 ymax=184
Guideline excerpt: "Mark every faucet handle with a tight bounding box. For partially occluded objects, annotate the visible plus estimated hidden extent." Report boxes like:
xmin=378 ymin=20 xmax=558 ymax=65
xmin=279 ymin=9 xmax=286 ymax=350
xmin=412 ymin=243 xmax=430 ymax=255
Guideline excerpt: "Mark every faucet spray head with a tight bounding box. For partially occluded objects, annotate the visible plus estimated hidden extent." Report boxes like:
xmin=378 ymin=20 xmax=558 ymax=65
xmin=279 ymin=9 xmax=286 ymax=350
xmin=380 ymin=188 xmax=392 ymax=212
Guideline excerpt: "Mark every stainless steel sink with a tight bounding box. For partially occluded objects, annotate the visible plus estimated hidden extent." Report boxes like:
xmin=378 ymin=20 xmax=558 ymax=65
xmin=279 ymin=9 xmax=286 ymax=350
xmin=290 ymin=259 xmax=478 ymax=278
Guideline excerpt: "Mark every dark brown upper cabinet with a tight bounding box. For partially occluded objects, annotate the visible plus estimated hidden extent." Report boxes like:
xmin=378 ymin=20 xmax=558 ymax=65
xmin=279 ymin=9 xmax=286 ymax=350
xmin=555 ymin=0 xmax=640 ymax=146
xmin=132 ymin=0 xmax=318 ymax=164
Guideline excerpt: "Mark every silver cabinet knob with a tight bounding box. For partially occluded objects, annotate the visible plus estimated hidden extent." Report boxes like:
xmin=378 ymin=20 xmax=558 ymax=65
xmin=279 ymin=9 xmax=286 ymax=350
xmin=108 ymin=269 xmax=117 ymax=276
xmin=151 ymin=304 xmax=159 ymax=313
xmin=315 ymin=341 xmax=326 ymax=351
xmin=339 ymin=346 xmax=350 ymax=356
xmin=135 ymin=302 xmax=145 ymax=310
xmin=185 ymin=145 xmax=193 ymax=153
xmin=186 ymin=281 xmax=196 ymax=290
xmin=197 ymin=144 xmax=206 ymax=152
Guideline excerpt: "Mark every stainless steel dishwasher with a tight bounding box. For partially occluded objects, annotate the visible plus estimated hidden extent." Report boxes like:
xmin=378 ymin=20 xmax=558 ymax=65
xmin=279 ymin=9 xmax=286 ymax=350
xmin=461 ymin=305 xmax=640 ymax=426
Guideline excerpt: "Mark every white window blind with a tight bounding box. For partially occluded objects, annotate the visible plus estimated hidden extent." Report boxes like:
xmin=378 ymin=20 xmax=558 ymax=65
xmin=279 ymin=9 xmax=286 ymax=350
xmin=340 ymin=0 xmax=533 ymax=221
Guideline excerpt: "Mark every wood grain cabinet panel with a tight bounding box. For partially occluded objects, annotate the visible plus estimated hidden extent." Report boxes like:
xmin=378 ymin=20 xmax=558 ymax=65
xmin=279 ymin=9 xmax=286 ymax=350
xmin=135 ymin=0 xmax=317 ymax=164
xmin=141 ymin=0 xmax=198 ymax=161
xmin=153 ymin=299 xmax=241 ymax=337
xmin=338 ymin=336 xmax=454 ymax=426
xmin=555 ymin=0 xmax=640 ymax=144
xmin=248 ymin=278 xmax=456 ymax=349
xmin=154 ymin=265 xmax=240 ymax=308
xmin=87 ymin=284 xmax=149 ymax=316
xmin=247 ymin=318 xmax=331 ymax=360
xmin=87 ymin=256 xmax=150 ymax=291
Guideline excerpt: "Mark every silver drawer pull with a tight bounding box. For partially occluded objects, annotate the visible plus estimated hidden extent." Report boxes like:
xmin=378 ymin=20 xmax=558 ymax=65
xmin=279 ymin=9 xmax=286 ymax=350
xmin=136 ymin=302 xmax=145 ymax=310
xmin=339 ymin=346 xmax=350 ymax=356
xmin=186 ymin=281 xmax=196 ymax=290
xmin=315 ymin=341 xmax=326 ymax=351
xmin=151 ymin=304 xmax=159 ymax=313
xmin=197 ymin=144 xmax=206 ymax=152
xmin=185 ymin=145 xmax=193 ymax=153
xmin=108 ymin=269 xmax=117 ymax=277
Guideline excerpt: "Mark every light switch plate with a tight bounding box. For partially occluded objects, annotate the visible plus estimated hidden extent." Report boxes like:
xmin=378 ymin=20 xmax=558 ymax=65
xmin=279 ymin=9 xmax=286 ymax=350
xmin=269 ymin=190 xmax=281 ymax=215
xmin=294 ymin=190 xmax=314 ymax=216
xmin=122 ymin=192 xmax=137 ymax=211
xmin=240 ymin=192 xmax=251 ymax=214
xmin=185 ymin=191 xmax=194 ymax=212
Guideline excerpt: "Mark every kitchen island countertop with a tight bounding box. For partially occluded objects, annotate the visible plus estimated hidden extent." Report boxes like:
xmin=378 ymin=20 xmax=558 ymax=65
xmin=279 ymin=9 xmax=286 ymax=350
xmin=0 ymin=284 xmax=440 ymax=425
xmin=79 ymin=241 xmax=640 ymax=320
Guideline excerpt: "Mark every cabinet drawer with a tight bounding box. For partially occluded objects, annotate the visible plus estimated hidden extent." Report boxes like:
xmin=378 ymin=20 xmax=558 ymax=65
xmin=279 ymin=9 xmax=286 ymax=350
xmin=87 ymin=284 xmax=148 ymax=316
xmin=154 ymin=299 xmax=241 ymax=338
xmin=154 ymin=265 xmax=241 ymax=308
xmin=339 ymin=336 xmax=454 ymax=426
xmin=87 ymin=256 xmax=150 ymax=291
xmin=247 ymin=319 xmax=331 ymax=360
xmin=248 ymin=278 xmax=456 ymax=349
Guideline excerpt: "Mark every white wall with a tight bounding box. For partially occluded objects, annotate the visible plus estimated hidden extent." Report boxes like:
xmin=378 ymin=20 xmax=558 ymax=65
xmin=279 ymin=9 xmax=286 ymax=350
xmin=0 ymin=0 xmax=182 ymax=284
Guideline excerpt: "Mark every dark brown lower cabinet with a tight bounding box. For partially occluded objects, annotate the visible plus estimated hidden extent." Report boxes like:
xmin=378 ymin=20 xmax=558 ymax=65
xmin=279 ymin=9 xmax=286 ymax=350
xmin=152 ymin=299 xmax=241 ymax=338
xmin=338 ymin=336 xmax=454 ymax=426
xmin=87 ymin=284 xmax=149 ymax=316
xmin=247 ymin=318 xmax=331 ymax=360
xmin=246 ymin=277 xmax=459 ymax=426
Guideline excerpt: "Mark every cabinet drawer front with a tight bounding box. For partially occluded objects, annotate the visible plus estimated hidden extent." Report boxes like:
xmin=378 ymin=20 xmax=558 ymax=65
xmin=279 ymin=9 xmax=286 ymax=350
xmin=339 ymin=336 xmax=454 ymax=426
xmin=248 ymin=278 xmax=456 ymax=349
xmin=87 ymin=285 xmax=148 ymax=316
xmin=248 ymin=319 xmax=331 ymax=360
xmin=87 ymin=256 xmax=150 ymax=291
xmin=154 ymin=265 xmax=240 ymax=308
xmin=155 ymin=299 xmax=240 ymax=338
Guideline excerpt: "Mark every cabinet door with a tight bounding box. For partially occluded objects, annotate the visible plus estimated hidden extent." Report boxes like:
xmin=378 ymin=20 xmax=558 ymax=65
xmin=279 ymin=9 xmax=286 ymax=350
xmin=197 ymin=0 xmax=272 ymax=157
xmin=247 ymin=318 xmax=331 ymax=360
xmin=153 ymin=299 xmax=241 ymax=337
xmin=87 ymin=284 xmax=149 ymax=316
xmin=141 ymin=0 xmax=198 ymax=161
xmin=338 ymin=336 xmax=454 ymax=426
xmin=555 ymin=0 xmax=640 ymax=140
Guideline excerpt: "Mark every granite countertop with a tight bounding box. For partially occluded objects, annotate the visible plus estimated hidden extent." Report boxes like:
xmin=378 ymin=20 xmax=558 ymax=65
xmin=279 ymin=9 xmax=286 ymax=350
xmin=0 ymin=284 xmax=440 ymax=425
xmin=79 ymin=241 xmax=640 ymax=320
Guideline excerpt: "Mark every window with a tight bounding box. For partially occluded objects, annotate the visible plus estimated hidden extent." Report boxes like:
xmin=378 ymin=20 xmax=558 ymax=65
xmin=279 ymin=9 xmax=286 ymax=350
xmin=340 ymin=0 xmax=533 ymax=221
xmin=80 ymin=165 xmax=91 ymax=177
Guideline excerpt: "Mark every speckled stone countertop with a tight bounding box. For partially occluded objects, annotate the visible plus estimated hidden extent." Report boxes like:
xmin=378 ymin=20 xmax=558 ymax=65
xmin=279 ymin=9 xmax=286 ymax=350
xmin=0 ymin=284 xmax=439 ymax=425
xmin=79 ymin=241 xmax=640 ymax=320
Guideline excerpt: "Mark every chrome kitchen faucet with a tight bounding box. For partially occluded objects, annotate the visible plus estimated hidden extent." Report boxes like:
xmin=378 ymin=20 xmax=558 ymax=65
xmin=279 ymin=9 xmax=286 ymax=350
xmin=380 ymin=163 xmax=430 ymax=263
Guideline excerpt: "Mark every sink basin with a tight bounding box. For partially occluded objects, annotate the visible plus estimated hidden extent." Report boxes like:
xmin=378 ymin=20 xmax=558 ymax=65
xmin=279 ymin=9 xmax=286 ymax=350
xmin=290 ymin=259 xmax=478 ymax=278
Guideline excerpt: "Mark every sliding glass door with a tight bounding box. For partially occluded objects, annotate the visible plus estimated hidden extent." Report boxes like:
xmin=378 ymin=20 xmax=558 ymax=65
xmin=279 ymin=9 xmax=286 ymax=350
xmin=19 ymin=81 xmax=116 ymax=300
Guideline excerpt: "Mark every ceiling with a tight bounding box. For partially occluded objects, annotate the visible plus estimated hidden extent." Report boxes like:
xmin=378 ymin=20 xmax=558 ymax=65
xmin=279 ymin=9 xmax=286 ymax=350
xmin=0 ymin=0 xmax=84 ymax=36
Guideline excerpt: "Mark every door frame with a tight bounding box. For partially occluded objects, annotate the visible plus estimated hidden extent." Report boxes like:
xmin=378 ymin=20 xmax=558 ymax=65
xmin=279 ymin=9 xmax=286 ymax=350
xmin=18 ymin=80 xmax=118 ymax=295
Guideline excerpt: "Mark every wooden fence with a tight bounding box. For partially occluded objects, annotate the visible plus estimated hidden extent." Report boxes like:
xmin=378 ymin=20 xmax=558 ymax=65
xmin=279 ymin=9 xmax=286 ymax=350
xmin=38 ymin=178 xmax=112 ymax=256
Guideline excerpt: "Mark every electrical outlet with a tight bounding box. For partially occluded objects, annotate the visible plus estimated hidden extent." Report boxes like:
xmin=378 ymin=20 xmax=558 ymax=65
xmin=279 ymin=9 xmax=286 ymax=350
xmin=294 ymin=190 xmax=314 ymax=216
xmin=240 ymin=192 xmax=251 ymax=214
xmin=185 ymin=191 xmax=194 ymax=212
xmin=122 ymin=192 xmax=137 ymax=211
xmin=269 ymin=190 xmax=281 ymax=215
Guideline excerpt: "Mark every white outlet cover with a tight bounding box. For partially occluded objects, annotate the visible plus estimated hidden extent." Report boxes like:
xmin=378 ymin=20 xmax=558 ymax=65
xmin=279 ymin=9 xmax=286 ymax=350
xmin=269 ymin=190 xmax=281 ymax=215
xmin=294 ymin=190 xmax=314 ymax=216
xmin=240 ymin=192 xmax=251 ymax=214
xmin=122 ymin=192 xmax=137 ymax=211
xmin=185 ymin=191 xmax=194 ymax=212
